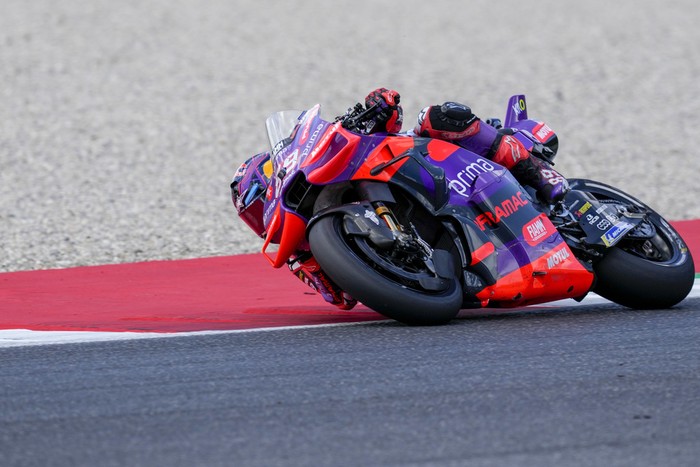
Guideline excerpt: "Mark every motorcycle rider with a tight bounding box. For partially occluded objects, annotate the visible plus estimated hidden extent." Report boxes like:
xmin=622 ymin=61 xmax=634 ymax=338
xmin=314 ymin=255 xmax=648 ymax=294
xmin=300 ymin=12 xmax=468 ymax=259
xmin=364 ymin=88 xmax=569 ymax=204
xmin=232 ymin=88 xmax=570 ymax=310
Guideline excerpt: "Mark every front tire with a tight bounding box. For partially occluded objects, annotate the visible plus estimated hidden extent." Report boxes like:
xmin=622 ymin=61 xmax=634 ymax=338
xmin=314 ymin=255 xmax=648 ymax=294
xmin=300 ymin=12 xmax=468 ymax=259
xmin=308 ymin=214 xmax=463 ymax=325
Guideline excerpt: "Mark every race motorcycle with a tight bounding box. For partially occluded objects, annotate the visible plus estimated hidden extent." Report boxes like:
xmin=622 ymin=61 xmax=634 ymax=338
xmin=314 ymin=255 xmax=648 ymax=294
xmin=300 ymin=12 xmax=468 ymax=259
xmin=231 ymin=95 xmax=695 ymax=325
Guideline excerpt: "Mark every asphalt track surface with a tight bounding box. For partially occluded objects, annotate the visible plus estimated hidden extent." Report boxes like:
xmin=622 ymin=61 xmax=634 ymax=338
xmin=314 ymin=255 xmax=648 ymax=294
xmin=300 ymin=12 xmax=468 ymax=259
xmin=3 ymin=1 xmax=700 ymax=466
xmin=3 ymin=297 xmax=700 ymax=467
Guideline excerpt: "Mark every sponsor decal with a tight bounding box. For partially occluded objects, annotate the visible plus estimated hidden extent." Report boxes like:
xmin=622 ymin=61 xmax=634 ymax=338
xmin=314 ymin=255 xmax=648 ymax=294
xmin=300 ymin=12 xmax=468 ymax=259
xmin=435 ymin=120 xmax=480 ymax=140
xmin=448 ymin=158 xmax=496 ymax=196
xmin=298 ymin=106 xmax=320 ymax=144
xmin=575 ymin=201 xmax=592 ymax=218
xmin=547 ymin=246 xmax=571 ymax=269
xmin=584 ymin=213 xmax=615 ymax=231
xmin=501 ymin=135 xmax=527 ymax=163
xmin=272 ymin=139 xmax=289 ymax=157
xmin=585 ymin=213 xmax=600 ymax=228
xmin=595 ymin=218 xmax=612 ymax=230
xmin=273 ymin=148 xmax=299 ymax=194
xmin=294 ymin=269 xmax=318 ymax=292
xmin=263 ymin=198 xmax=278 ymax=225
xmin=308 ymin=125 xmax=337 ymax=162
xmin=602 ymin=222 xmax=635 ymax=247
xmin=281 ymin=149 xmax=299 ymax=173
xmin=523 ymin=214 xmax=556 ymax=246
xmin=512 ymin=98 xmax=526 ymax=117
xmin=596 ymin=204 xmax=620 ymax=223
xmin=417 ymin=107 xmax=428 ymax=126
xmin=540 ymin=168 xmax=567 ymax=187
xmin=299 ymin=119 xmax=313 ymax=144
xmin=476 ymin=191 xmax=529 ymax=230
xmin=233 ymin=161 xmax=248 ymax=180
xmin=301 ymin=124 xmax=325 ymax=159
xmin=364 ymin=210 xmax=380 ymax=225
xmin=533 ymin=122 xmax=554 ymax=142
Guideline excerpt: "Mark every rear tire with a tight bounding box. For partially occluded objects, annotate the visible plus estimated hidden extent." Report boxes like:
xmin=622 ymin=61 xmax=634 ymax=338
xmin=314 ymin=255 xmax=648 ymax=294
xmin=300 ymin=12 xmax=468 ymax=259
xmin=570 ymin=179 xmax=695 ymax=308
xmin=309 ymin=214 xmax=462 ymax=325
xmin=594 ymin=246 xmax=694 ymax=309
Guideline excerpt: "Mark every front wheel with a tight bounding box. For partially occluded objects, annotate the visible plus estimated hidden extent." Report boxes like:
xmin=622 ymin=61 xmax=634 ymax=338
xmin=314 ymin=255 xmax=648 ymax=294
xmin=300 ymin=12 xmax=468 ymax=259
xmin=308 ymin=214 xmax=463 ymax=325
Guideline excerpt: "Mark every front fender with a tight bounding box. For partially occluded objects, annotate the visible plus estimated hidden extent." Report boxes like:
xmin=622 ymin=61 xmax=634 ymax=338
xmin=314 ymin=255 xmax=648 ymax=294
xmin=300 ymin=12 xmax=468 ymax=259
xmin=307 ymin=202 xmax=396 ymax=250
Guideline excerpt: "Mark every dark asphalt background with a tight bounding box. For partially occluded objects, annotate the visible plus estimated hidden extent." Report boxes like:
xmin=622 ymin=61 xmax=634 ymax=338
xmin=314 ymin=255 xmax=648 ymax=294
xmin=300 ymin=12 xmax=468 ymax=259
xmin=2 ymin=299 xmax=699 ymax=467
xmin=3 ymin=1 xmax=700 ymax=466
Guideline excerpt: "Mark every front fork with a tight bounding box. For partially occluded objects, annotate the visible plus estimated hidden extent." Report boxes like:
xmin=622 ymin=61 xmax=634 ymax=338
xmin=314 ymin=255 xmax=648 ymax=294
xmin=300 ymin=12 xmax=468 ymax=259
xmin=355 ymin=181 xmax=436 ymax=266
xmin=370 ymin=200 xmax=439 ymax=278
xmin=373 ymin=201 xmax=403 ymax=234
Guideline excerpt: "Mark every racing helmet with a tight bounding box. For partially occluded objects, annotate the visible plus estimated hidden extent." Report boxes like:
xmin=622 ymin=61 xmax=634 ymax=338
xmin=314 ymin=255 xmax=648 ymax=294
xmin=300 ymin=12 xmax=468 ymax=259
xmin=231 ymin=152 xmax=273 ymax=237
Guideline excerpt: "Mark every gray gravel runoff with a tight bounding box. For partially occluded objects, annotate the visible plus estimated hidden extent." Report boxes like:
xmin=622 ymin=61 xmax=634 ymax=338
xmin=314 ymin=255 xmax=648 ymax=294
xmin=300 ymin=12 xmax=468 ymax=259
xmin=2 ymin=0 xmax=700 ymax=273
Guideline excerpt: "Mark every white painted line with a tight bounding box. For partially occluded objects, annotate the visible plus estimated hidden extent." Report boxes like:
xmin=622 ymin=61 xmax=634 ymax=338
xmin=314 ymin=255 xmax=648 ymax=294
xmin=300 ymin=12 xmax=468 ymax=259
xmin=0 ymin=321 xmax=391 ymax=348
xmin=2 ymin=280 xmax=698 ymax=348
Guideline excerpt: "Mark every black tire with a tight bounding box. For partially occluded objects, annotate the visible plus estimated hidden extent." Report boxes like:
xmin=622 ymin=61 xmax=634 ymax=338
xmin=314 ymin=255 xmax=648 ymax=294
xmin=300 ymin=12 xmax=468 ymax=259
xmin=570 ymin=179 xmax=695 ymax=309
xmin=308 ymin=214 xmax=463 ymax=325
xmin=594 ymin=246 xmax=694 ymax=309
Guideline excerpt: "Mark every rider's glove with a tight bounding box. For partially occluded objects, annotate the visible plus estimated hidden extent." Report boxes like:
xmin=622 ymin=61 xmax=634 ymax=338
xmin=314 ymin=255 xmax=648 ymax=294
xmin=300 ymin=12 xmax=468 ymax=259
xmin=364 ymin=88 xmax=403 ymax=134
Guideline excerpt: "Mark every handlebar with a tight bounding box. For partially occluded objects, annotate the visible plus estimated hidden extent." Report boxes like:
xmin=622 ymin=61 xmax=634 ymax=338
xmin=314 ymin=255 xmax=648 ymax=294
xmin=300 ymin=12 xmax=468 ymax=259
xmin=336 ymin=102 xmax=381 ymax=133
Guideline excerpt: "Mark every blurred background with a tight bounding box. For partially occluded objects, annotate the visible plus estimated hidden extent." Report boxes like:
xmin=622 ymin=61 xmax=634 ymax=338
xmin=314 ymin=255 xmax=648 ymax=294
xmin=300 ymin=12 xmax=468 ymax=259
xmin=2 ymin=0 xmax=699 ymax=271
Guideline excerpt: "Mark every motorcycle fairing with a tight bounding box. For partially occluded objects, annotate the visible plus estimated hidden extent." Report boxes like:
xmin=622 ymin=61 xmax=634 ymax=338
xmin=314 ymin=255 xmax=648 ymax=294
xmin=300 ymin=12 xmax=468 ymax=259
xmin=434 ymin=160 xmax=594 ymax=306
xmin=504 ymin=94 xmax=528 ymax=127
xmin=475 ymin=241 xmax=594 ymax=306
xmin=259 ymin=105 xmax=593 ymax=304
xmin=261 ymin=203 xmax=308 ymax=268
xmin=260 ymin=110 xmax=415 ymax=267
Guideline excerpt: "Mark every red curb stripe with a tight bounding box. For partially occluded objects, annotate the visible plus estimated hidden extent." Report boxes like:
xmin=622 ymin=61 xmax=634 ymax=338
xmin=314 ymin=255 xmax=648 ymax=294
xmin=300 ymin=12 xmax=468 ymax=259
xmin=0 ymin=254 xmax=384 ymax=332
xmin=670 ymin=219 xmax=700 ymax=263
xmin=1 ymin=220 xmax=698 ymax=333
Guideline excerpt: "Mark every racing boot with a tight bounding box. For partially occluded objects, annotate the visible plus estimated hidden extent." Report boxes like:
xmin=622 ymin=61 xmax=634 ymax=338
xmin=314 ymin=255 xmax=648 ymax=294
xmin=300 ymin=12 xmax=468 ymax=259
xmin=288 ymin=255 xmax=357 ymax=310
xmin=510 ymin=155 xmax=570 ymax=205
xmin=490 ymin=132 xmax=570 ymax=204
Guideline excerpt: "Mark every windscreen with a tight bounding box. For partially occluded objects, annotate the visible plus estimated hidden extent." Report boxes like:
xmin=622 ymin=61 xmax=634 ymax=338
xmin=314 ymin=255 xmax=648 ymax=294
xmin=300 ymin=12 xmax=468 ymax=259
xmin=265 ymin=110 xmax=304 ymax=154
xmin=265 ymin=105 xmax=325 ymax=155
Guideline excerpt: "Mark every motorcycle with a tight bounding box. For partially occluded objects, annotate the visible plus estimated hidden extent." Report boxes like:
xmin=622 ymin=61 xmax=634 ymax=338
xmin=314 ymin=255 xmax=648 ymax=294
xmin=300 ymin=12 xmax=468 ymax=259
xmin=231 ymin=95 xmax=695 ymax=325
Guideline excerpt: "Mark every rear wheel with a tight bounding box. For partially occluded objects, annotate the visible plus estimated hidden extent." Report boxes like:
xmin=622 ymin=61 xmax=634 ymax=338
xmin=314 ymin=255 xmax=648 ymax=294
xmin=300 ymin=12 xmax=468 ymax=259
xmin=571 ymin=179 xmax=695 ymax=308
xmin=308 ymin=213 xmax=462 ymax=325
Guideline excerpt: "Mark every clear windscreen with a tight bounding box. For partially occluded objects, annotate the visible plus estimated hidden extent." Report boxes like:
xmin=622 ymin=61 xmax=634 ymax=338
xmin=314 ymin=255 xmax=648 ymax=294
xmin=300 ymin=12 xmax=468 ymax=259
xmin=265 ymin=105 xmax=326 ymax=154
xmin=265 ymin=110 xmax=304 ymax=154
